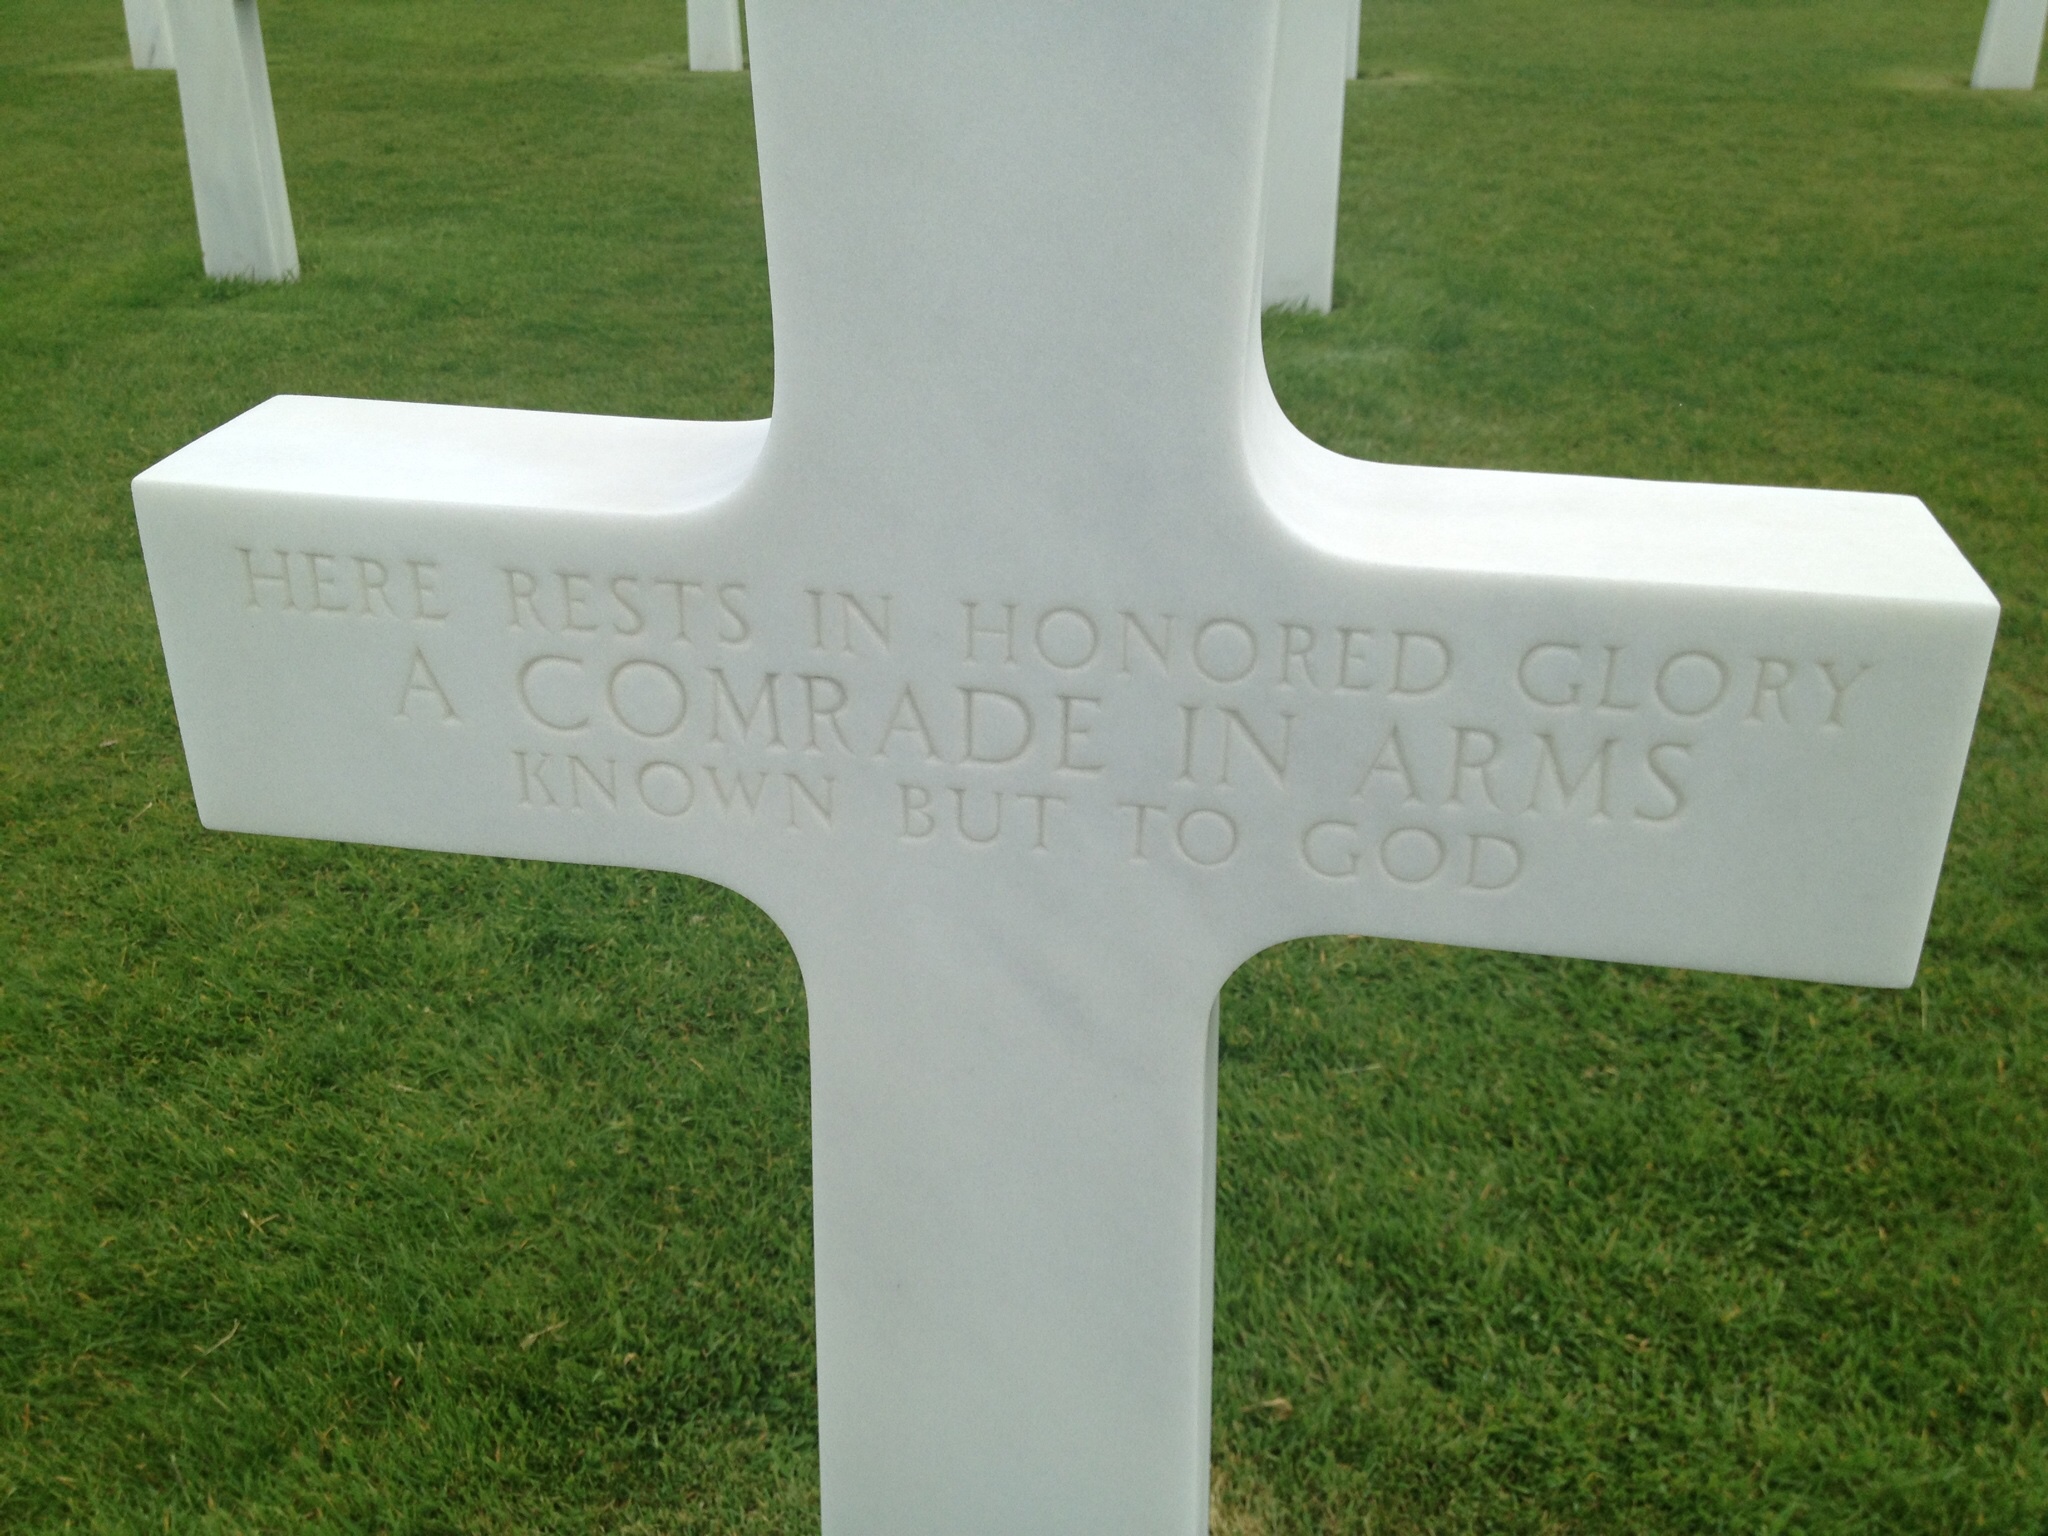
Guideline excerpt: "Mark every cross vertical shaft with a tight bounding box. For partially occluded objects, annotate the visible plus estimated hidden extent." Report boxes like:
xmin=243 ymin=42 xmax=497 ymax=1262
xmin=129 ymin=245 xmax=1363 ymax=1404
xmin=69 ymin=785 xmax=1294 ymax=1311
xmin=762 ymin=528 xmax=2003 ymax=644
xmin=743 ymin=0 xmax=1280 ymax=535
xmin=798 ymin=903 xmax=1228 ymax=1532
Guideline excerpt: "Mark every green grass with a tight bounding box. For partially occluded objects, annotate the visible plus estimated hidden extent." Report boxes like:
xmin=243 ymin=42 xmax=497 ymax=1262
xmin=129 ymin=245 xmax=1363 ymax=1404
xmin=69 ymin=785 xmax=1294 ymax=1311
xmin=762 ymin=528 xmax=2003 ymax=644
xmin=2 ymin=0 xmax=2044 ymax=1530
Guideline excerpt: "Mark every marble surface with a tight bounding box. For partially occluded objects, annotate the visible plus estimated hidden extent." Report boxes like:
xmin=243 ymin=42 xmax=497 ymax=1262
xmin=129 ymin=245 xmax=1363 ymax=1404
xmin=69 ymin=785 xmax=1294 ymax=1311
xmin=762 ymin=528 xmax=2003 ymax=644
xmin=1261 ymin=0 xmax=1351 ymax=312
xmin=162 ymin=0 xmax=297 ymax=282
xmin=134 ymin=3 xmax=1997 ymax=1531
xmin=688 ymin=0 xmax=745 ymax=70
xmin=1973 ymin=0 xmax=2046 ymax=88
xmin=123 ymin=0 xmax=175 ymax=69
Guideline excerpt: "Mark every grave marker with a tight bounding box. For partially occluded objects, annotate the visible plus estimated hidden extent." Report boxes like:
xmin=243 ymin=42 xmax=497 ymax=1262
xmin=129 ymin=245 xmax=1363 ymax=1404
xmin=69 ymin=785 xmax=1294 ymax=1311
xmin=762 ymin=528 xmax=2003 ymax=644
xmin=1973 ymin=0 xmax=2046 ymax=89
xmin=1263 ymin=0 xmax=1353 ymax=312
xmin=689 ymin=0 xmax=745 ymax=71
xmin=124 ymin=0 xmax=175 ymax=70
xmin=161 ymin=0 xmax=297 ymax=282
xmin=134 ymin=3 xmax=1997 ymax=1530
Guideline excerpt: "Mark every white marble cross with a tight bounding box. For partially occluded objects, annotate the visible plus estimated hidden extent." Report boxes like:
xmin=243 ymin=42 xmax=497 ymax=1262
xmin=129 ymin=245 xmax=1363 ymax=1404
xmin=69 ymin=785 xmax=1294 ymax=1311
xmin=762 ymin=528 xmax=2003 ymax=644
xmin=124 ymin=0 xmax=175 ymax=70
xmin=688 ymin=0 xmax=745 ymax=71
xmin=154 ymin=0 xmax=297 ymax=282
xmin=1262 ymin=0 xmax=1353 ymax=312
xmin=1973 ymin=0 xmax=2047 ymax=89
xmin=135 ymin=4 xmax=1996 ymax=1531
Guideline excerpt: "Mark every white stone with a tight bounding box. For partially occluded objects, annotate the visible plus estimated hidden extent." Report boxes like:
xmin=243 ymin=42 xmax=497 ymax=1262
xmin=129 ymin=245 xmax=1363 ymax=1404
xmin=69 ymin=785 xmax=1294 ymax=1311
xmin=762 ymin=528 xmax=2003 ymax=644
xmin=1973 ymin=0 xmax=2046 ymax=89
xmin=161 ymin=0 xmax=297 ymax=282
xmin=1262 ymin=0 xmax=1352 ymax=312
xmin=133 ymin=4 xmax=1996 ymax=1531
xmin=124 ymin=0 xmax=175 ymax=70
xmin=688 ymin=0 xmax=745 ymax=71
xmin=1345 ymin=0 xmax=1360 ymax=79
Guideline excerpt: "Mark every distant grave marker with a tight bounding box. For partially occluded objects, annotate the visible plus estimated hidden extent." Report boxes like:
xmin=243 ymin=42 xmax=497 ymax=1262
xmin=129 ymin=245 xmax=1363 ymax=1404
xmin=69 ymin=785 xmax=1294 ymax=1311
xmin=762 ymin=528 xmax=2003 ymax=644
xmin=1263 ymin=0 xmax=1353 ymax=311
xmin=1973 ymin=0 xmax=2046 ymax=89
xmin=124 ymin=0 xmax=175 ymax=70
xmin=160 ymin=0 xmax=297 ymax=282
xmin=689 ymin=0 xmax=745 ymax=71
xmin=134 ymin=3 xmax=1996 ymax=1530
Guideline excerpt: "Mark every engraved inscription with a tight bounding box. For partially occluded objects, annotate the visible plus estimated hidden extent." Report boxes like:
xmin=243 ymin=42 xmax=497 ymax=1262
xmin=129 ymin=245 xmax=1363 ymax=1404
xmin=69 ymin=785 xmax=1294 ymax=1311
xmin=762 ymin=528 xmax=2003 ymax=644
xmin=230 ymin=548 xmax=1881 ymax=896
xmin=240 ymin=548 xmax=449 ymax=621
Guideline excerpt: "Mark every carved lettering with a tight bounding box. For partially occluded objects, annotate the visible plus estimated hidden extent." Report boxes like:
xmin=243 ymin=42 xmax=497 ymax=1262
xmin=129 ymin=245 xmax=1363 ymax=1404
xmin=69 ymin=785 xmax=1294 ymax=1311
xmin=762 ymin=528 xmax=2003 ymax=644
xmin=1381 ymin=826 xmax=1446 ymax=884
xmin=1517 ymin=642 xmax=1579 ymax=708
xmin=1219 ymin=708 xmax=1293 ymax=787
xmin=637 ymin=760 xmax=695 ymax=817
xmin=397 ymin=648 xmax=460 ymax=722
xmin=1527 ymin=734 xmax=1613 ymax=819
xmin=1335 ymin=627 xmax=1375 ymax=692
xmin=407 ymin=561 xmax=448 ymax=621
xmin=1748 ymin=657 xmax=1794 ymax=723
xmin=1121 ymin=801 xmax=1168 ymax=861
xmin=953 ymin=787 xmax=1003 ymax=845
xmin=518 ymin=655 xmax=588 ymax=732
xmin=845 ymin=592 xmax=891 ymax=653
xmin=900 ymin=781 xmax=936 ymax=839
xmin=707 ymin=767 xmax=768 ymax=816
xmin=715 ymin=584 xmax=751 ymax=644
xmin=1465 ymin=834 xmax=1522 ymax=891
xmin=1119 ymin=611 xmax=1173 ymax=675
xmin=1302 ymin=819 xmax=1358 ymax=878
xmin=801 ymin=674 xmax=855 ymax=753
xmin=656 ymin=579 xmax=705 ymax=642
xmin=1819 ymin=660 xmax=1873 ymax=729
xmin=787 ymin=772 xmax=835 ymax=830
xmin=239 ymin=547 xmax=295 ymax=610
xmin=1278 ymin=623 xmax=1318 ymax=688
xmin=1034 ymin=607 xmax=1099 ymax=671
xmin=1192 ymin=619 xmax=1256 ymax=684
xmin=460 ymin=583 xmax=1894 ymax=889
xmin=610 ymin=577 xmax=646 ymax=637
xmin=709 ymin=670 xmax=784 ymax=748
xmin=807 ymin=590 xmax=891 ymax=655
xmin=960 ymin=688 xmax=1032 ymax=765
xmin=568 ymin=755 xmax=617 ymax=810
xmin=964 ymin=600 xmax=1017 ymax=664
xmin=356 ymin=557 xmax=395 ymax=618
xmin=308 ymin=553 xmax=351 ymax=613
xmin=1390 ymin=632 xmax=1451 ymax=696
xmin=1175 ymin=807 xmax=1239 ymax=867
xmin=1355 ymin=725 xmax=1421 ymax=803
xmin=1636 ymin=743 xmax=1691 ymax=823
xmin=877 ymin=685 xmax=943 ymax=762
xmin=506 ymin=568 xmax=545 ymax=630
xmin=1056 ymin=695 xmax=1104 ymax=775
xmin=1448 ymin=726 xmax=1501 ymax=809
xmin=608 ymin=659 xmax=689 ymax=739
xmin=1015 ymin=791 xmax=1065 ymax=850
xmin=1655 ymin=651 xmax=1729 ymax=718
xmin=1596 ymin=645 xmax=1641 ymax=712
xmin=514 ymin=750 xmax=559 ymax=807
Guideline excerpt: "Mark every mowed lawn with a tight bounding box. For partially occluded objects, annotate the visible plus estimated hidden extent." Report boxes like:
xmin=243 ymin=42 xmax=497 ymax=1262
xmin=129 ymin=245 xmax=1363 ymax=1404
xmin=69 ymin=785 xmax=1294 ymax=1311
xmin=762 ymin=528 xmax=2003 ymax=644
xmin=3 ymin=0 xmax=2045 ymax=1531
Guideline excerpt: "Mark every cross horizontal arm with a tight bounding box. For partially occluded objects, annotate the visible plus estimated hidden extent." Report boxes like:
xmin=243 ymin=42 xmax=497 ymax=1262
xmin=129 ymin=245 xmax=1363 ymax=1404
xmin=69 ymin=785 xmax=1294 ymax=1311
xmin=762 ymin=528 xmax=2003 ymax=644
xmin=138 ymin=393 xmax=1994 ymax=989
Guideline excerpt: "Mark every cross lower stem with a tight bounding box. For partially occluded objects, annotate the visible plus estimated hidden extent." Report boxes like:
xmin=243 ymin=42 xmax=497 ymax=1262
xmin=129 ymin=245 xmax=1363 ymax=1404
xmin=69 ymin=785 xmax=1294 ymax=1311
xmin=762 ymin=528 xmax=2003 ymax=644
xmin=803 ymin=922 xmax=1223 ymax=1534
